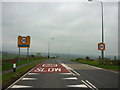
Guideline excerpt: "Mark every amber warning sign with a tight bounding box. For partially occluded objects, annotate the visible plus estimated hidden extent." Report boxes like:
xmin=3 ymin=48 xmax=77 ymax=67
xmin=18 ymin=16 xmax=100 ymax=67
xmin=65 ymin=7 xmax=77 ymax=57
xmin=18 ymin=36 xmax=30 ymax=48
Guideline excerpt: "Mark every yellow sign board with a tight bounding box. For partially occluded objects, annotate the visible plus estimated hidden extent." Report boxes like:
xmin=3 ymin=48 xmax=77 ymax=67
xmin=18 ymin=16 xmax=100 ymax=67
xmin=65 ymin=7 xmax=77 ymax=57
xmin=18 ymin=36 xmax=30 ymax=48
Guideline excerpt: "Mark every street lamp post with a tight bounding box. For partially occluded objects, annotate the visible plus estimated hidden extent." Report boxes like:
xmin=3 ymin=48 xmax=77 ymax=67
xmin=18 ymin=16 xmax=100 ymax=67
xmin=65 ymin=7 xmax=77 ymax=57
xmin=88 ymin=0 xmax=104 ymax=64
xmin=48 ymin=38 xmax=54 ymax=58
xmin=68 ymin=47 xmax=72 ymax=59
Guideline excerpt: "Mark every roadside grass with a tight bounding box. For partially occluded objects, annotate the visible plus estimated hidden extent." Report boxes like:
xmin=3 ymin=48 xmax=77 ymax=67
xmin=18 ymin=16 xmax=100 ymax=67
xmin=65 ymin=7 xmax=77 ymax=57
xmin=71 ymin=59 xmax=120 ymax=71
xmin=2 ymin=59 xmax=39 ymax=71
xmin=2 ymin=58 xmax=47 ymax=89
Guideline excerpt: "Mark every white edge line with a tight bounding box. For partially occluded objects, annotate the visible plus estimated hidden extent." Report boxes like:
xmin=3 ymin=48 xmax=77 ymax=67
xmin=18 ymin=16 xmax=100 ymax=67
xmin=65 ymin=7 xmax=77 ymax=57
xmin=81 ymin=80 xmax=94 ymax=90
xmin=6 ymin=68 xmax=34 ymax=89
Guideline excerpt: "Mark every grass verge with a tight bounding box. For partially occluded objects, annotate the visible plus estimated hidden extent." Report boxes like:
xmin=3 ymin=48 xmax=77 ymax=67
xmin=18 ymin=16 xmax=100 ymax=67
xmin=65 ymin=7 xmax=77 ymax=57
xmin=2 ymin=59 xmax=47 ymax=89
xmin=70 ymin=59 xmax=120 ymax=71
xmin=3 ymin=59 xmax=39 ymax=71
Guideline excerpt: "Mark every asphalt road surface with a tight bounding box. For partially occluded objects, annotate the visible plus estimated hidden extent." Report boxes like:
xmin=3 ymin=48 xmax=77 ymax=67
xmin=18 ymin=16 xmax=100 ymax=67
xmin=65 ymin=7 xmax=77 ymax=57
xmin=7 ymin=59 xmax=119 ymax=89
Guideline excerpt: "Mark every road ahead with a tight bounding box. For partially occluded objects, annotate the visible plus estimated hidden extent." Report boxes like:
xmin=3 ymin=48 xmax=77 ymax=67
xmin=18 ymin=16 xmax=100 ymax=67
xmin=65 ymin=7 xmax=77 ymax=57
xmin=7 ymin=59 xmax=119 ymax=89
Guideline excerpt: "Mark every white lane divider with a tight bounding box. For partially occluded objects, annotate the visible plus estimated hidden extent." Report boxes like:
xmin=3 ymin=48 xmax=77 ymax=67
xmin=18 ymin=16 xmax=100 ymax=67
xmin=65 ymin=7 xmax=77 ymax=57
xmin=11 ymin=85 xmax=33 ymax=88
xmin=22 ymin=78 xmax=37 ymax=80
xmin=62 ymin=77 xmax=78 ymax=80
xmin=67 ymin=84 xmax=87 ymax=88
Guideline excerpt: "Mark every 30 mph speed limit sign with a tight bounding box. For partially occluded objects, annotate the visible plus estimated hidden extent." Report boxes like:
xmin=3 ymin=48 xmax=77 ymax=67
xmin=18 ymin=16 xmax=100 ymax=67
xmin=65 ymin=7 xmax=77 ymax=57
xmin=18 ymin=36 xmax=30 ymax=48
xmin=98 ymin=43 xmax=105 ymax=50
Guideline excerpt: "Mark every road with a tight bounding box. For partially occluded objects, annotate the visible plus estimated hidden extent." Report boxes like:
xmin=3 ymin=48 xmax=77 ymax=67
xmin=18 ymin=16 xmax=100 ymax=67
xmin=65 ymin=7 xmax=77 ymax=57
xmin=7 ymin=59 xmax=119 ymax=89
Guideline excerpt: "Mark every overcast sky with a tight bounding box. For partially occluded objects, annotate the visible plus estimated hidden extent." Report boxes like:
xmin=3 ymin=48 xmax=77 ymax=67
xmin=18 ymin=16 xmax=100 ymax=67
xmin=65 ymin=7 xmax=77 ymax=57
xmin=1 ymin=0 xmax=118 ymax=56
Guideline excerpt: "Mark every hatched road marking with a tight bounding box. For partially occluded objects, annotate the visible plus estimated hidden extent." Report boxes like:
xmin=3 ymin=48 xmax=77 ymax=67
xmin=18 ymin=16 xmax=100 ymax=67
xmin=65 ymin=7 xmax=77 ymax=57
xmin=28 ymin=73 xmax=39 ymax=75
xmin=22 ymin=78 xmax=37 ymax=80
xmin=62 ymin=77 xmax=78 ymax=80
xmin=67 ymin=84 xmax=88 ymax=88
xmin=60 ymin=73 xmax=72 ymax=75
xmin=11 ymin=85 xmax=33 ymax=88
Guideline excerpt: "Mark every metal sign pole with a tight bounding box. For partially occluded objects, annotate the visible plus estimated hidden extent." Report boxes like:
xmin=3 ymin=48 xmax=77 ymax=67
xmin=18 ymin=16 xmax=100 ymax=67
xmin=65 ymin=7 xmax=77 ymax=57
xmin=18 ymin=47 xmax=20 ymax=63
xmin=27 ymin=47 xmax=29 ymax=65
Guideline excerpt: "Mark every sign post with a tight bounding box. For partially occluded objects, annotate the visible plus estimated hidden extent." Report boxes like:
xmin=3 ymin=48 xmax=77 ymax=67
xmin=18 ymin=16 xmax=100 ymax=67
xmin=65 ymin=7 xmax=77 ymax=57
xmin=98 ymin=43 xmax=105 ymax=64
xmin=18 ymin=36 xmax=30 ymax=64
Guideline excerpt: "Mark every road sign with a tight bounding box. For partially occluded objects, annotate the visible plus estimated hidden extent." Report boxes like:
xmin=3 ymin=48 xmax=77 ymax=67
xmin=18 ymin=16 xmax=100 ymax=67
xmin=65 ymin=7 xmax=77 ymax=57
xmin=98 ymin=43 xmax=105 ymax=50
xmin=18 ymin=36 xmax=30 ymax=48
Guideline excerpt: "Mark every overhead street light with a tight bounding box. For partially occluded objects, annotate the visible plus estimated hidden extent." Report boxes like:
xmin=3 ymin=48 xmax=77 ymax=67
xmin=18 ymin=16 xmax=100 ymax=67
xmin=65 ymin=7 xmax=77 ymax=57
xmin=48 ymin=38 xmax=54 ymax=58
xmin=68 ymin=47 xmax=72 ymax=59
xmin=88 ymin=0 xmax=105 ymax=64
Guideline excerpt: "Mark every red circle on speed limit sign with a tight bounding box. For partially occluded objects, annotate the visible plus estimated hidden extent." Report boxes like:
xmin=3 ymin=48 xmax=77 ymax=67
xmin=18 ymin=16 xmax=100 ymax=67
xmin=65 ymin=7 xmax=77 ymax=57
xmin=98 ymin=43 xmax=105 ymax=50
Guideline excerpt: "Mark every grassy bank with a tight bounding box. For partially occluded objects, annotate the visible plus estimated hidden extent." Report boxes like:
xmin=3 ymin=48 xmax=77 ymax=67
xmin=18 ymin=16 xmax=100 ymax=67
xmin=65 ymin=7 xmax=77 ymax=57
xmin=71 ymin=59 xmax=120 ymax=71
xmin=2 ymin=58 xmax=47 ymax=89
xmin=2 ymin=59 xmax=39 ymax=71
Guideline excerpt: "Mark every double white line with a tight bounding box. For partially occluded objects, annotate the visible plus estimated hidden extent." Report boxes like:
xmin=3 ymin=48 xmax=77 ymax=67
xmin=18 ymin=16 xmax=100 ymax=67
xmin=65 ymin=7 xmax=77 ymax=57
xmin=57 ymin=59 xmax=80 ymax=76
xmin=82 ymin=80 xmax=99 ymax=90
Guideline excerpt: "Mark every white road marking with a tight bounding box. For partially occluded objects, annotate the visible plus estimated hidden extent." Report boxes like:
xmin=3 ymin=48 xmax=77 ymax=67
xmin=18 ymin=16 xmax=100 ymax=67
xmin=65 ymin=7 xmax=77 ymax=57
xmin=42 ymin=64 xmax=45 ymax=67
xmin=11 ymin=85 xmax=33 ymax=88
xmin=61 ymin=63 xmax=80 ymax=76
xmin=57 ymin=59 xmax=80 ymax=76
xmin=28 ymin=73 xmax=39 ymax=75
xmin=22 ymin=78 xmax=37 ymax=80
xmin=86 ymin=80 xmax=99 ymax=90
xmin=62 ymin=77 xmax=78 ymax=80
xmin=67 ymin=84 xmax=87 ymax=88
xmin=6 ymin=68 xmax=34 ymax=90
xmin=60 ymin=73 xmax=72 ymax=75
xmin=81 ymin=80 xmax=93 ymax=90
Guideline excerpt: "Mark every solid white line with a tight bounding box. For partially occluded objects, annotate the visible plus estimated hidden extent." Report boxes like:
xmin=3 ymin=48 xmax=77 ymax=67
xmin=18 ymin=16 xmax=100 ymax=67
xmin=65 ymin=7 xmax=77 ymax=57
xmin=67 ymin=84 xmax=88 ymax=88
xmin=22 ymin=78 xmax=37 ymax=80
xmin=81 ymin=80 xmax=94 ymax=90
xmin=86 ymin=80 xmax=99 ymax=90
xmin=62 ymin=77 xmax=78 ymax=80
xmin=11 ymin=85 xmax=33 ymax=88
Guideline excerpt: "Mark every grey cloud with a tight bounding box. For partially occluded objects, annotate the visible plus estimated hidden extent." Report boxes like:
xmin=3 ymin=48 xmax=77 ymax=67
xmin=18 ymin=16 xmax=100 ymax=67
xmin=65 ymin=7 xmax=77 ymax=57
xmin=2 ymin=2 xmax=118 ymax=56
